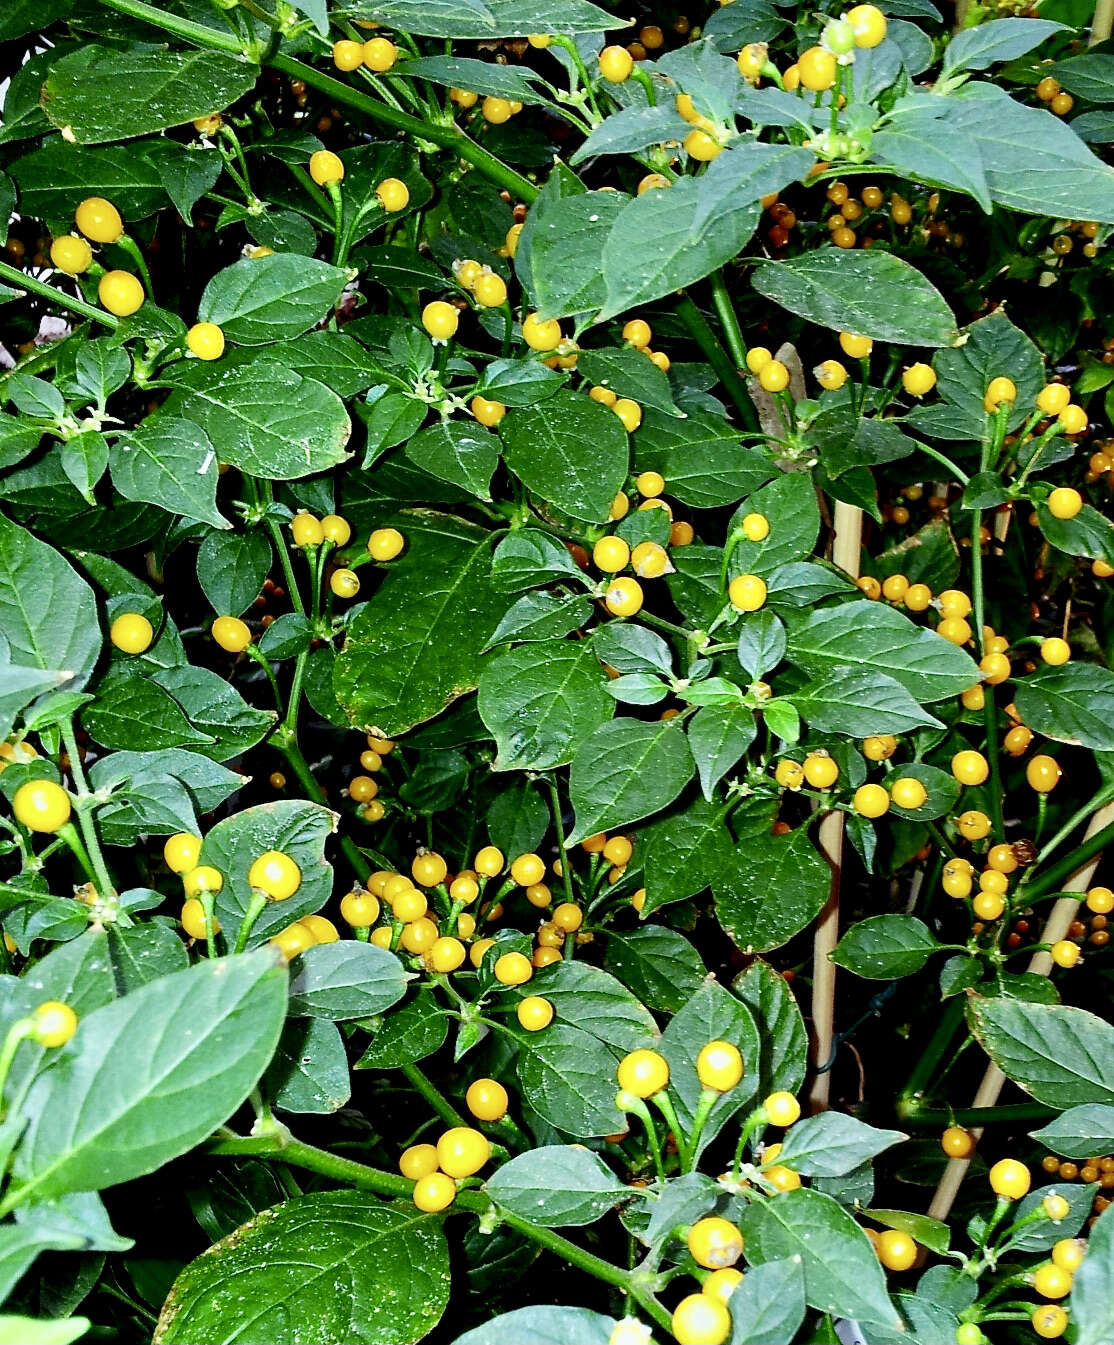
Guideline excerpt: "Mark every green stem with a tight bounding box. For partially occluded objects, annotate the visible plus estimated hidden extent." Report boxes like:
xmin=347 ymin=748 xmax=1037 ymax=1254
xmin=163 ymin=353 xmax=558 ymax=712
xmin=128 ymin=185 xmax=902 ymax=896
xmin=233 ymin=889 xmax=269 ymax=954
xmin=264 ymin=516 xmax=306 ymax=616
xmin=675 ymin=294 xmax=758 ymax=430
xmin=400 ymin=1061 xmax=467 ymax=1128
xmin=684 ymin=1089 xmax=718 ymax=1172
xmin=1025 ymin=785 xmax=1114 ymax=875
xmin=913 ymin=440 xmax=970 ymax=485
xmin=1024 ymin=816 xmax=1114 ymax=902
xmin=276 ymin=737 xmax=368 ymax=884
xmin=244 ymin=643 xmax=283 ymax=713
xmin=0 ymin=1019 xmax=34 ymax=1117
xmin=649 ymin=1091 xmax=688 ymax=1171
xmin=57 ymin=822 xmax=97 ymax=886
xmin=896 ymin=1100 xmax=1055 ymax=1127
xmin=0 ymin=258 xmax=118 ymax=329
xmin=709 ymin=270 xmax=748 ymax=370
xmin=899 ymin=997 xmax=965 ymax=1100
xmin=205 ymin=1133 xmax=667 ymax=1323
xmin=115 ymin=235 xmax=155 ymax=298
xmin=62 ymin=720 xmax=117 ymax=897
xmin=546 ymin=779 xmax=576 ymax=906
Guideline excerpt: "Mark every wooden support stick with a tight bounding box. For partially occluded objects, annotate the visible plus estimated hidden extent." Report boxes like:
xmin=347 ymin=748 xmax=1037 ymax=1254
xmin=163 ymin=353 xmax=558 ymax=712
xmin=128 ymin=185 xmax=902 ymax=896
xmin=927 ymin=802 xmax=1114 ymax=1220
xmin=1091 ymin=0 xmax=1114 ymax=45
xmin=809 ymin=499 xmax=863 ymax=1112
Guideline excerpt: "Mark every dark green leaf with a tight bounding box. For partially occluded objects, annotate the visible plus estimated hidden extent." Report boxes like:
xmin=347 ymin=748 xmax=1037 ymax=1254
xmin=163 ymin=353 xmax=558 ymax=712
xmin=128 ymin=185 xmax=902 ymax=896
xmin=405 ymin=421 xmax=500 ymax=500
xmin=777 ymin=1113 xmax=906 ymax=1176
xmin=715 ymin=825 xmax=829 ymax=954
xmin=605 ymin=926 xmax=707 ymax=1014
xmin=734 ymin=960 xmax=807 ymax=1100
xmin=485 ymin=1146 xmax=628 ymax=1227
xmin=566 ymin=718 xmax=694 ymax=845
xmin=500 ymin=392 xmax=629 ymax=524
xmin=634 ymin=409 xmax=773 ymax=509
xmin=968 ymin=997 xmax=1114 ymax=1106
xmin=1070 ymin=1204 xmax=1114 ymax=1345
xmin=288 ymin=942 xmax=411 ymax=1019
xmin=832 ymin=915 xmax=942 ymax=979
xmin=1031 ymin=1104 xmax=1114 ymax=1159
xmin=266 ymin=1016 xmax=350 ymax=1114
xmin=752 ymin=249 xmax=955 ymax=345
xmin=577 ymin=347 xmax=680 ymax=416
xmin=515 ymin=1024 xmax=624 ymax=1138
xmin=1014 ymin=664 xmax=1114 ymax=752
xmin=156 ymin=1191 xmax=450 ymax=1345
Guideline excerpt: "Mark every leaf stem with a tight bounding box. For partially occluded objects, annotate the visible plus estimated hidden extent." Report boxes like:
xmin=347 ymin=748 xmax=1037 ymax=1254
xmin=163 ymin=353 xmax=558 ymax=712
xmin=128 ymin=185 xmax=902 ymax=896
xmin=675 ymin=294 xmax=758 ymax=430
xmin=233 ymin=889 xmax=268 ymax=954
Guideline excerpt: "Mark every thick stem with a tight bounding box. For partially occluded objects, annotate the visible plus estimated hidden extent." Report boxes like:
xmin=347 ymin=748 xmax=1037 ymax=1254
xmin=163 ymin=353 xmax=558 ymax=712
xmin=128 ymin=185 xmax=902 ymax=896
xmin=0 ymin=258 xmax=120 ymax=330
xmin=675 ymin=294 xmax=758 ymax=430
xmin=546 ymin=779 xmax=576 ymax=905
xmin=265 ymin=517 xmax=306 ymax=617
xmin=709 ymin=271 xmax=748 ymax=370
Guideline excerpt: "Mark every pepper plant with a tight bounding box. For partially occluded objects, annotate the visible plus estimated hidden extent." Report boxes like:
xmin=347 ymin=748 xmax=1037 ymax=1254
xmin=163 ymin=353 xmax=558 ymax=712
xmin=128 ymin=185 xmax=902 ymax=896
xmin=2 ymin=0 xmax=1114 ymax=1343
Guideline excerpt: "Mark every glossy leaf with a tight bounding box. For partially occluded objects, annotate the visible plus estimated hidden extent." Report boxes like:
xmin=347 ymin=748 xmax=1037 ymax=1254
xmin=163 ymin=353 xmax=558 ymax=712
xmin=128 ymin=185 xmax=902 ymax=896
xmin=566 ymin=718 xmax=694 ymax=845
xmin=715 ymin=825 xmax=829 ymax=954
xmin=156 ymin=1191 xmax=450 ymax=1345
xmin=485 ymin=1146 xmax=628 ymax=1227
xmin=968 ymin=996 xmax=1114 ymax=1108
xmin=1030 ymin=1104 xmax=1114 ymax=1159
xmin=832 ymin=915 xmax=942 ymax=979
xmin=287 ymin=942 xmax=411 ymax=1019
xmin=13 ymin=951 xmax=286 ymax=1203
xmin=515 ymin=1024 xmax=625 ymax=1138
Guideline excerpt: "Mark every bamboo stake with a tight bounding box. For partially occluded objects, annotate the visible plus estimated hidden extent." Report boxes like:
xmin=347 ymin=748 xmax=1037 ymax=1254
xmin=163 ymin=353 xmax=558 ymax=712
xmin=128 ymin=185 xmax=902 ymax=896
xmin=926 ymin=801 xmax=1114 ymax=1221
xmin=1091 ymin=0 xmax=1114 ymax=46
xmin=808 ymin=499 xmax=863 ymax=1112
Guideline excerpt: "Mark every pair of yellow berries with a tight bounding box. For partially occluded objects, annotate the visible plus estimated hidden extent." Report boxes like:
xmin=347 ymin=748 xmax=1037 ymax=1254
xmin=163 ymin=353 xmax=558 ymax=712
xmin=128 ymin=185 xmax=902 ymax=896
xmin=617 ymin=1040 xmax=743 ymax=1099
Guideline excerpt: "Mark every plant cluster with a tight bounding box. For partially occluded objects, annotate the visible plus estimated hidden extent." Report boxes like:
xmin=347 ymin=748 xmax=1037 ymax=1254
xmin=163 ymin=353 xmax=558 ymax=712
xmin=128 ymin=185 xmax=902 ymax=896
xmin=2 ymin=0 xmax=1114 ymax=1343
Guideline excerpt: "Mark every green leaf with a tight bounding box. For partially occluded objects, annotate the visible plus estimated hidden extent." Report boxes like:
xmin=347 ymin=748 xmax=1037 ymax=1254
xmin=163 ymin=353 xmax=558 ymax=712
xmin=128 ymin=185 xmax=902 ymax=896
xmin=907 ymin=311 xmax=1043 ymax=441
xmin=576 ymin=347 xmax=681 ymax=416
xmin=571 ymin=105 xmax=692 ymax=164
xmin=942 ymin=18 xmax=1063 ymax=75
xmin=566 ymin=718 xmax=694 ymax=845
xmin=347 ymin=0 xmax=614 ymax=38
xmin=402 ymin=55 xmax=545 ymax=102
xmin=1014 ymin=664 xmax=1114 ymax=752
xmin=475 ymin=356 xmax=566 ymax=407
xmin=0 ymin=666 xmax=72 ymax=742
xmin=10 ymin=142 xmax=166 ymax=221
xmin=203 ymin=801 xmax=335 ymax=949
xmin=335 ymin=517 xmax=506 ymax=736
xmin=82 ymin=672 xmax=214 ymax=753
xmin=599 ymin=177 xmax=759 ymax=322
xmin=872 ymin=517 xmax=961 ymax=592
xmin=405 ymin=420 xmax=501 ymax=500
xmin=728 ymin=472 xmax=821 ymax=577
xmin=143 ymin=140 xmax=221 ymax=224
xmin=490 ymin=529 xmax=586 ymax=592
xmin=739 ymin=1188 xmax=902 ymax=1329
xmin=661 ymin=980 xmax=760 ymax=1153
xmin=777 ymin=1113 xmax=906 ymax=1176
xmin=451 ymin=1307 xmax=615 ymax=1345
xmin=155 ymin=1191 xmax=450 ymax=1345
xmin=172 ymin=361 xmax=351 ymax=480
xmin=832 ymin=915 xmax=942 ymax=979
xmin=500 ymin=392 xmax=629 ymax=524
xmin=517 ymin=961 xmax=659 ymax=1054
xmin=484 ymin=591 xmax=592 ymax=647
xmin=1070 ymin=1204 xmax=1114 ymax=1345
xmin=0 ymin=517 xmax=100 ymax=694
xmin=151 ymin=665 xmax=274 ymax=762
xmin=89 ymin=748 xmax=245 ymax=846
xmin=1053 ymin=52 xmax=1114 ymax=103
xmin=486 ymin=778 xmax=549 ymax=857
xmin=288 ymin=942 xmax=411 ymax=1019
xmin=633 ymin=409 xmax=774 ymax=509
xmin=969 ymin=997 xmax=1114 ymax=1106
xmin=1036 ymin=499 xmax=1114 ymax=562
xmin=871 ymin=106 xmax=991 ymax=212
xmin=58 ymin=431 xmax=106 ymax=505
xmin=516 ymin=191 xmax=627 ymax=319
xmin=110 ymin=417 xmax=227 ymax=530
xmin=863 ymin=1209 xmax=950 ymax=1256
xmin=265 ymin=1016 xmax=350 ymax=1114
xmin=0 ymin=1316 xmax=89 ymax=1345
xmin=515 ymin=1024 xmax=625 ymax=1138
xmin=726 ymin=1259 xmax=807 ymax=1345
xmin=752 ymin=249 xmax=956 ymax=346
xmin=715 ymin=825 xmax=829 ymax=954
xmin=1030 ymin=1104 xmax=1114 ymax=1159
xmin=1009 ymin=1181 xmax=1097 ymax=1251
xmin=786 ymin=599 xmax=979 ymax=703
xmin=478 ymin=641 xmax=614 ymax=771
xmin=196 ymin=530 xmax=272 ymax=616
xmin=688 ymin=703 xmax=757 ymax=798
xmin=42 ymin=46 xmax=259 ymax=144
xmin=105 ymin=922 xmax=188 ymax=991
xmin=12 ymin=950 xmax=286 ymax=1203
xmin=592 ymin=624 xmax=673 ymax=676
xmin=789 ymin=669 xmax=943 ymax=737
xmin=485 ymin=1145 xmax=628 ymax=1227
xmin=604 ymin=926 xmax=707 ymax=1015
xmin=198 ymin=255 xmax=348 ymax=345
xmin=734 ymin=960 xmax=807 ymax=1100
xmin=943 ymin=85 xmax=1114 ymax=223
xmin=355 ymin=990 xmax=448 ymax=1070
xmin=641 ymin=798 xmax=738 ymax=917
